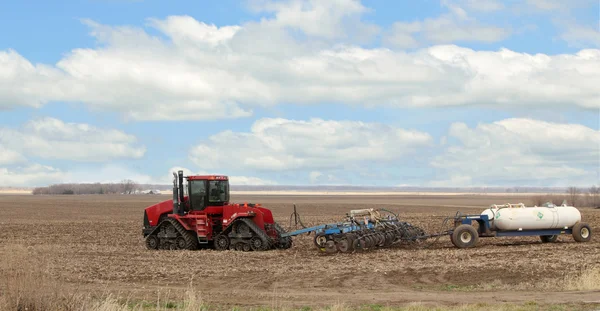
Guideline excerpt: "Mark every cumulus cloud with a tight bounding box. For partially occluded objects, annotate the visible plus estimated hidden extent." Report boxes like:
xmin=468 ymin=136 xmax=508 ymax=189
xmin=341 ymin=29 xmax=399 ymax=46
xmin=189 ymin=118 xmax=433 ymax=172
xmin=63 ymin=164 xmax=157 ymax=184
xmin=309 ymin=171 xmax=343 ymax=184
xmin=0 ymin=146 xmax=25 ymax=165
xmin=0 ymin=164 xmax=66 ymax=187
xmin=0 ymin=117 xmax=145 ymax=161
xmin=0 ymin=3 xmax=598 ymax=120
xmin=558 ymin=22 xmax=600 ymax=48
xmin=383 ymin=1 xmax=510 ymax=48
xmin=461 ymin=0 xmax=504 ymax=12
xmin=248 ymin=0 xmax=379 ymax=42
xmin=165 ymin=167 xmax=276 ymax=186
xmin=431 ymin=118 xmax=600 ymax=186
xmin=0 ymin=50 xmax=68 ymax=110
xmin=524 ymin=0 xmax=595 ymax=11
xmin=0 ymin=163 xmax=160 ymax=187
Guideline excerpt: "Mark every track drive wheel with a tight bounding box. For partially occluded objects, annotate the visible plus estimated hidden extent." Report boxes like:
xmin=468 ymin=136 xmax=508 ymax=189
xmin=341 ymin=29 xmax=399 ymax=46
xmin=214 ymin=235 xmax=229 ymax=251
xmin=175 ymin=236 xmax=188 ymax=250
xmin=540 ymin=235 xmax=558 ymax=243
xmin=146 ymin=235 xmax=159 ymax=250
xmin=451 ymin=224 xmax=479 ymax=248
xmin=572 ymin=222 xmax=592 ymax=242
xmin=250 ymin=236 xmax=266 ymax=251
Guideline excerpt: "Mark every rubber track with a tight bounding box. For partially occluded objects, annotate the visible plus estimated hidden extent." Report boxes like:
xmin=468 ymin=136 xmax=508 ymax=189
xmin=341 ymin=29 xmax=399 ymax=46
xmin=239 ymin=218 xmax=273 ymax=251
xmin=166 ymin=218 xmax=198 ymax=250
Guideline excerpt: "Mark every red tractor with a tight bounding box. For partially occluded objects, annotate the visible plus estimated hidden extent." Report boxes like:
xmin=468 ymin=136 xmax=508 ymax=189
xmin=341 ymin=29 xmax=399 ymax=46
xmin=143 ymin=170 xmax=292 ymax=251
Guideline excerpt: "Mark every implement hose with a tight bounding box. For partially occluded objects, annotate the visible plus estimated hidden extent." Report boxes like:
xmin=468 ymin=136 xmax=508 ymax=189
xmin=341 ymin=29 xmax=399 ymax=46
xmin=289 ymin=203 xmax=307 ymax=229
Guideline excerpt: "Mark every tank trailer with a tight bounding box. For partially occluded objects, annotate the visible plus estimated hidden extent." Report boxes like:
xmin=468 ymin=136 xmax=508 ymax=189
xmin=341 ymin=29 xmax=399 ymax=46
xmin=447 ymin=202 xmax=592 ymax=248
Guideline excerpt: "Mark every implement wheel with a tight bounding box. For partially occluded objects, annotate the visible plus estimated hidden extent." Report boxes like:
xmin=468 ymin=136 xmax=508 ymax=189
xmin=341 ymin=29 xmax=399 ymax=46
xmin=325 ymin=240 xmax=337 ymax=254
xmin=314 ymin=233 xmax=327 ymax=248
xmin=336 ymin=237 xmax=354 ymax=253
xmin=451 ymin=224 xmax=479 ymax=248
xmin=572 ymin=222 xmax=592 ymax=242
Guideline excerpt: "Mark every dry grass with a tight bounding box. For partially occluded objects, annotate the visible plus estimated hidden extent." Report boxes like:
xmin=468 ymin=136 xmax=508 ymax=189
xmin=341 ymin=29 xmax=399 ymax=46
xmin=2 ymin=243 xmax=598 ymax=311
xmin=1 ymin=245 xmax=598 ymax=311
xmin=565 ymin=266 xmax=600 ymax=291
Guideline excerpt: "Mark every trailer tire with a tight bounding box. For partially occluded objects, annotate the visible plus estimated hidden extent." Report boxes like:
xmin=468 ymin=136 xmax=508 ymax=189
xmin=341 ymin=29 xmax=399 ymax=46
xmin=452 ymin=225 xmax=479 ymax=248
xmin=540 ymin=235 xmax=558 ymax=243
xmin=572 ymin=222 xmax=592 ymax=242
xmin=450 ymin=233 xmax=458 ymax=248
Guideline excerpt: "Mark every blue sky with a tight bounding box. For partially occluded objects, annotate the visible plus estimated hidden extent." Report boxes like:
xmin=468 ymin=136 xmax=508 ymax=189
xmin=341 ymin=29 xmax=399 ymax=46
xmin=0 ymin=0 xmax=598 ymax=187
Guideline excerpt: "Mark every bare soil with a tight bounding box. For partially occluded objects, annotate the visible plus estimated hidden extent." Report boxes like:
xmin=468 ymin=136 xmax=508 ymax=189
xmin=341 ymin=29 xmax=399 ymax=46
xmin=0 ymin=194 xmax=598 ymax=308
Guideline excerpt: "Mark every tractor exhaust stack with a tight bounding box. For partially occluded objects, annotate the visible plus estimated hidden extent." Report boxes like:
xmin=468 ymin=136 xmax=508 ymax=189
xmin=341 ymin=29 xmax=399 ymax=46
xmin=178 ymin=170 xmax=185 ymax=215
xmin=172 ymin=172 xmax=180 ymax=215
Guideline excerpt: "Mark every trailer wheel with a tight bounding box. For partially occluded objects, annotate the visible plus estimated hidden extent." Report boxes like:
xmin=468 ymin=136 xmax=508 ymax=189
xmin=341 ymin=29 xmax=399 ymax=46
xmin=540 ymin=235 xmax=558 ymax=243
xmin=452 ymin=225 xmax=479 ymax=248
xmin=450 ymin=233 xmax=458 ymax=247
xmin=572 ymin=222 xmax=592 ymax=242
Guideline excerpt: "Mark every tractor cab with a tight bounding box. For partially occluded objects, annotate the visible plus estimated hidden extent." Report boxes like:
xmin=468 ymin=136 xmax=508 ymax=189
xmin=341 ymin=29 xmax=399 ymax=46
xmin=187 ymin=175 xmax=230 ymax=210
xmin=172 ymin=170 xmax=230 ymax=215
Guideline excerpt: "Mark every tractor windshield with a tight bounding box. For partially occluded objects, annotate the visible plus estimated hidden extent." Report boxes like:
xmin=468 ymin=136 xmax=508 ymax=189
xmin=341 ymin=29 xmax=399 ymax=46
xmin=208 ymin=180 xmax=229 ymax=203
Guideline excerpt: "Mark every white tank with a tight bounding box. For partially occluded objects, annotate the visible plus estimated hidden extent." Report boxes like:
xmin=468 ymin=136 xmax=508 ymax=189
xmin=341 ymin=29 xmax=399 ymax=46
xmin=481 ymin=203 xmax=581 ymax=231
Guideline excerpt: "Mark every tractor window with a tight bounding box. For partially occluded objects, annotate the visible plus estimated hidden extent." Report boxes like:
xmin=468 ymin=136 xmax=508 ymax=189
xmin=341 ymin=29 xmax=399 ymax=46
xmin=208 ymin=180 xmax=229 ymax=203
xmin=189 ymin=180 xmax=206 ymax=210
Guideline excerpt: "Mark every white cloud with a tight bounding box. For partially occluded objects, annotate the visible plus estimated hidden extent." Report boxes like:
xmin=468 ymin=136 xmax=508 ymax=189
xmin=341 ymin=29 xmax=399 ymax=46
xmin=0 ymin=164 xmax=66 ymax=187
xmin=190 ymin=118 xmax=433 ymax=171
xmin=0 ymin=117 xmax=145 ymax=161
xmin=0 ymin=146 xmax=25 ymax=165
xmin=0 ymin=50 xmax=67 ymax=110
xmin=309 ymin=171 xmax=323 ymax=183
xmin=383 ymin=1 xmax=510 ymax=48
xmin=309 ymin=170 xmax=342 ymax=184
xmin=248 ymin=0 xmax=379 ymax=42
xmin=525 ymin=0 xmax=595 ymax=10
xmin=0 ymin=8 xmax=598 ymax=120
xmin=461 ymin=0 xmax=504 ymax=12
xmin=431 ymin=118 xmax=600 ymax=186
xmin=64 ymin=164 xmax=156 ymax=184
xmin=0 ymin=163 xmax=162 ymax=187
xmin=165 ymin=167 xmax=276 ymax=185
xmin=229 ymin=176 xmax=278 ymax=186
xmin=558 ymin=22 xmax=600 ymax=48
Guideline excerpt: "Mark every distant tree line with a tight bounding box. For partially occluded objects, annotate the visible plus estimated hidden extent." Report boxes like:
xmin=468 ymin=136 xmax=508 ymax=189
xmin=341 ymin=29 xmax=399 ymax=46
xmin=531 ymin=185 xmax=600 ymax=208
xmin=32 ymin=179 xmax=139 ymax=195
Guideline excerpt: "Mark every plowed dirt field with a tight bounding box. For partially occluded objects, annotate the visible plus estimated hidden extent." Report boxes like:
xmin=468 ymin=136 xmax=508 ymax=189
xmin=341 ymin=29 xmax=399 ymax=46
xmin=0 ymin=194 xmax=598 ymax=308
